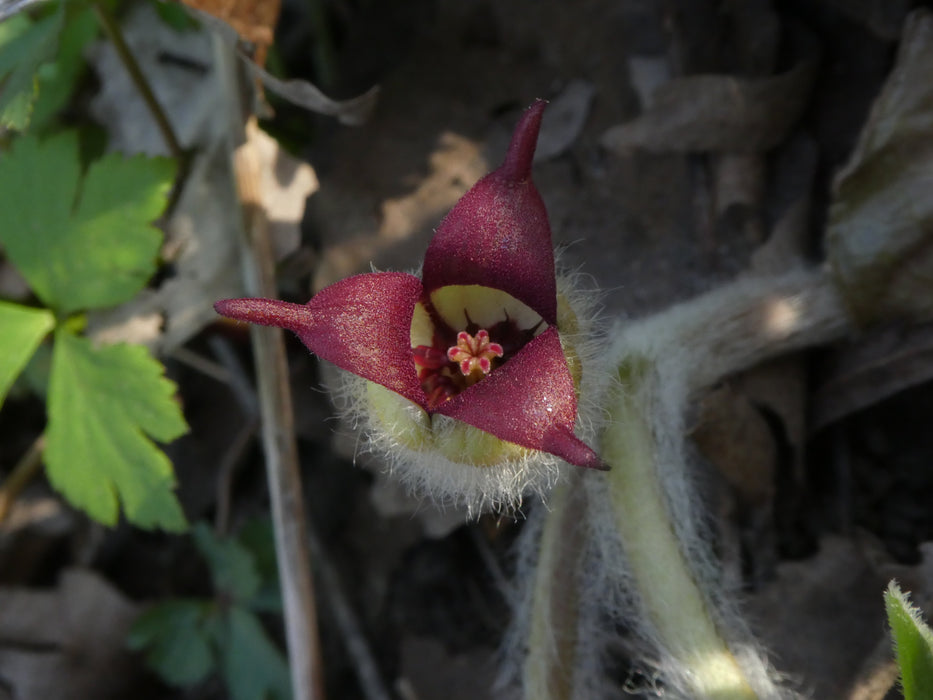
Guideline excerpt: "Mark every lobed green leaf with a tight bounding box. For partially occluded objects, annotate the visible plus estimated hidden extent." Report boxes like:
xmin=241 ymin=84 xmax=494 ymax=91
xmin=0 ymin=301 xmax=54 ymax=406
xmin=238 ymin=517 xmax=283 ymax=612
xmin=45 ymin=329 xmax=188 ymax=531
xmin=219 ymin=606 xmax=292 ymax=700
xmin=0 ymin=131 xmax=175 ymax=315
xmin=0 ymin=6 xmax=63 ymax=130
xmin=30 ymin=6 xmax=98 ymax=131
xmin=192 ymin=522 xmax=262 ymax=604
xmin=127 ymin=599 xmax=216 ymax=686
xmin=885 ymin=580 xmax=933 ymax=700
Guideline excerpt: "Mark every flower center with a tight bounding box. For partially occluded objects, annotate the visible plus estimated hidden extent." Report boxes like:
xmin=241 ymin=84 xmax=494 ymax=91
xmin=410 ymin=288 xmax=545 ymax=409
xmin=413 ymin=326 xmax=509 ymax=408
xmin=447 ymin=330 xmax=504 ymax=380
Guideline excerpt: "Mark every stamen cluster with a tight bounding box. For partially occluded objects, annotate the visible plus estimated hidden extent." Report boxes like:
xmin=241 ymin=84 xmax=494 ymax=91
xmin=413 ymin=310 xmax=539 ymax=408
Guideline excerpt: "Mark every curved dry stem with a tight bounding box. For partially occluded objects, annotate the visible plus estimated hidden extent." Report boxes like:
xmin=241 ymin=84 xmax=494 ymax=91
xmin=0 ymin=433 xmax=45 ymax=523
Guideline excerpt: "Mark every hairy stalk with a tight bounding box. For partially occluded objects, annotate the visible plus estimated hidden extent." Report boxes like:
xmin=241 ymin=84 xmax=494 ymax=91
xmin=597 ymin=267 xmax=850 ymax=698
xmin=605 ymin=359 xmax=757 ymax=699
xmin=522 ymin=472 xmax=587 ymax=699
xmin=610 ymin=267 xmax=849 ymax=391
xmin=517 ymin=268 xmax=853 ymax=698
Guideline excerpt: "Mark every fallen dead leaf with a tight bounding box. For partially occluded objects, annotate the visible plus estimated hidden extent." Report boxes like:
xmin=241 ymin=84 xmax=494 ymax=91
xmin=180 ymin=0 xmax=281 ymax=65
xmin=533 ymin=79 xmax=595 ymax=163
xmin=178 ymin=2 xmax=379 ymax=125
xmin=827 ymin=9 xmax=933 ymax=324
xmin=88 ymin=2 xmax=222 ymax=157
xmin=0 ymin=568 xmax=143 ymax=700
xmin=396 ymin=635 xmax=502 ymax=700
xmin=0 ymin=495 xmax=74 ymax=587
xmin=746 ymin=535 xmax=892 ymax=699
xmin=818 ymin=0 xmax=912 ymax=41
xmin=601 ymin=59 xmax=816 ymax=154
xmin=312 ymin=131 xmax=487 ymax=291
xmin=693 ymin=383 xmax=777 ymax=508
xmin=812 ymin=322 xmax=933 ymax=432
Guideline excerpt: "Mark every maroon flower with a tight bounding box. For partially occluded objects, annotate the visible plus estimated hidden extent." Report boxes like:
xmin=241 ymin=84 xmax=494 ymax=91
xmin=216 ymin=100 xmax=606 ymax=472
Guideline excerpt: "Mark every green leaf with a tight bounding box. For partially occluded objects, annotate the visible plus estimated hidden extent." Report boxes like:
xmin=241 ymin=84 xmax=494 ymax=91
xmin=30 ymin=6 xmax=98 ymax=131
xmin=192 ymin=522 xmax=262 ymax=603
xmin=238 ymin=517 xmax=283 ymax=612
xmin=0 ymin=301 xmax=54 ymax=407
xmin=885 ymin=580 xmax=933 ymax=700
xmin=127 ymin=599 xmax=216 ymax=686
xmin=45 ymin=328 xmax=188 ymax=531
xmin=0 ymin=131 xmax=175 ymax=315
xmin=218 ymin=606 xmax=292 ymax=700
xmin=153 ymin=1 xmax=199 ymax=31
xmin=0 ymin=5 xmax=64 ymax=129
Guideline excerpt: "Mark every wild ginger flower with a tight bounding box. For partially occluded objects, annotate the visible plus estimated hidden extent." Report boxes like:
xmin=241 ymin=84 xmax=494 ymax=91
xmin=216 ymin=100 xmax=606 ymax=509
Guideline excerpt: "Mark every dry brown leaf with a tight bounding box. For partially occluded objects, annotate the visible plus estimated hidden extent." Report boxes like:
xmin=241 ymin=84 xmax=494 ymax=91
xmin=180 ymin=0 xmax=281 ymax=65
xmin=827 ymin=9 xmax=933 ymax=325
xmin=533 ymin=79 xmax=595 ymax=162
xmin=178 ymin=2 xmax=379 ymax=125
xmin=0 ymin=496 xmax=75 ymax=587
xmin=818 ymin=0 xmax=912 ymax=40
xmin=812 ymin=322 xmax=933 ymax=432
xmin=397 ymin=636 xmax=498 ymax=700
xmin=693 ymin=383 xmax=777 ymax=507
xmin=0 ymin=569 xmax=142 ymax=700
xmin=88 ymin=2 xmax=221 ymax=157
xmin=601 ymin=59 xmax=816 ymax=154
xmin=746 ymin=536 xmax=891 ymax=699
xmin=312 ymin=132 xmax=487 ymax=292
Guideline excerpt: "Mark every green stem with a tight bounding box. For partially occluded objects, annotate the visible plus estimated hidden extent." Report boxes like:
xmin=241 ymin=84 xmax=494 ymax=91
xmin=593 ymin=269 xmax=851 ymax=698
xmin=604 ymin=361 xmax=756 ymax=699
xmin=522 ymin=474 xmax=586 ymax=699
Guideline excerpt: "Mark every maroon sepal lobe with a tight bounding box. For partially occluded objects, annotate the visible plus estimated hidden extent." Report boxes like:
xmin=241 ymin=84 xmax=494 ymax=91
xmin=434 ymin=328 xmax=606 ymax=470
xmin=215 ymin=273 xmax=427 ymax=409
xmin=422 ymin=100 xmax=558 ymax=326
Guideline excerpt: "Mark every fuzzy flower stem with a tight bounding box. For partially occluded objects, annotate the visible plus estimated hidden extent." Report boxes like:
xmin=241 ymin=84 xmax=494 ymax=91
xmin=522 ymin=473 xmax=587 ymax=699
xmin=517 ymin=268 xmax=849 ymax=699
xmin=609 ymin=267 xmax=849 ymax=391
xmin=605 ymin=361 xmax=757 ymax=699
xmin=597 ymin=267 xmax=850 ymax=698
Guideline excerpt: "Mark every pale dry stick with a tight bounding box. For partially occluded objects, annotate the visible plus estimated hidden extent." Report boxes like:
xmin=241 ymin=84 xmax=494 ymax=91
xmin=236 ymin=126 xmax=326 ymax=700
xmin=214 ymin=36 xmax=326 ymax=700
